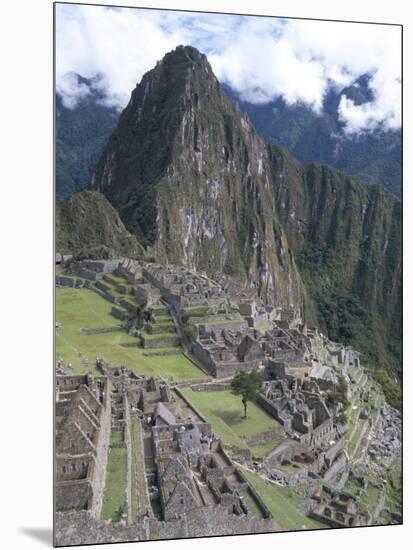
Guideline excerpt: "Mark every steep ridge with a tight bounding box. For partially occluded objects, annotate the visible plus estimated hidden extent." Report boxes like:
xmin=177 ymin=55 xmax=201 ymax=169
xmin=91 ymin=45 xmax=304 ymax=309
xmin=56 ymin=190 xmax=144 ymax=259
xmin=268 ymin=145 xmax=401 ymax=377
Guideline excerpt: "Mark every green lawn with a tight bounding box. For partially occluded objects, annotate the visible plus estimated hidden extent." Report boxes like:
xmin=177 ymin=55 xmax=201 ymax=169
xmin=56 ymin=288 xmax=204 ymax=381
xmin=180 ymin=389 xmax=284 ymax=449
xmin=240 ymin=468 xmax=328 ymax=531
xmin=110 ymin=430 xmax=123 ymax=445
xmin=250 ymin=438 xmax=284 ymax=460
xmin=101 ymin=446 xmax=127 ymax=521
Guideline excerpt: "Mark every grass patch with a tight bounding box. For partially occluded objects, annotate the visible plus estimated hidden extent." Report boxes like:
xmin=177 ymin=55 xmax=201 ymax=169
xmin=180 ymin=389 xmax=284 ymax=449
xmin=104 ymin=273 xmax=135 ymax=285
xmin=101 ymin=447 xmax=127 ymax=521
xmin=250 ymin=439 xmax=283 ymax=459
xmin=56 ymin=288 xmax=204 ymax=381
xmin=239 ymin=488 xmax=264 ymax=518
xmin=110 ymin=430 xmax=123 ymax=445
xmin=240 ymin=468 xmax=327 ymax=531
xmin=255 ymin=321 xmax=272 ymax=331
xmin=153 ymin=315 xmax=173 ymax=323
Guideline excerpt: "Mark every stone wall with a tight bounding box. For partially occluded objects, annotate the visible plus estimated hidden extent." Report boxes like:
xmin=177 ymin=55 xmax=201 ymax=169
xmin=141 ymin=335 xmax=181 ymax=349
xmin=323 ymin=453 xmax=348 ymax=483
xmin=54 ymin=511 xmax=148 ymax=546
xmin=89 ymin=381 xmax=112 ymax=519
xmin=215 ymin=360 xmax=262 ymax=379
xmin=235 ymin=468 xmax=272 ymax=519
xmin=81 ymin=326 xmax=123 ymax=335
xmin=199 ymin=320 xmax=248 ymax=333
xmin=56 ymin=275 xmax=92 ymax=288
xmin=256 ymin=393 xmax=288 ymax=428
xmin=243 ymin=427 xmax=283 ymax=447
xmin=148 ymin=505 xmax=278 ymax=540
xmin=191 ymin=341 xmax=218 ymax=376
xmin=55 ymin=479 xmax=92 ymax=512
xmin=190 ymin=382 xmax=232 ymax=392
xmin=124 ymin=393 xmax=133 ymax=525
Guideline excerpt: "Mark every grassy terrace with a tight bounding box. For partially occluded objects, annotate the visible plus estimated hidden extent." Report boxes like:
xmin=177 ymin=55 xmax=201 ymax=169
xmin=240 ymin=468 xmax=327 ymax=531
xmin=56 ymin=288 xmax=204 ymax=381
xmin=180 ymin=389 xmax=285 ymax=451
xmin=153 ymin=315 xmax=173 ymax=323
xmin=104 ymin=273 xmax=136 ymax=286
xmin=101 ymin=437 xmax=127 ymax=521
xmin=141 ymin=331 xmax=177 ymax=340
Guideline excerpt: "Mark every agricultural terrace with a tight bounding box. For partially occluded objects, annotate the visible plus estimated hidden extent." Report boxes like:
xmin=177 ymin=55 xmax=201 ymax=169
xmin=56 ymin=287 xmax=204 ymax=381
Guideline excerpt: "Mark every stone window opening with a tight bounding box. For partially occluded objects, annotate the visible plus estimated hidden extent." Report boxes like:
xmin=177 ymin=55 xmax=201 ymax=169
xmin=72 ymin=463 xmax=76 ymax=471
xmin=62 ymin=466 xmax=66 ymax=473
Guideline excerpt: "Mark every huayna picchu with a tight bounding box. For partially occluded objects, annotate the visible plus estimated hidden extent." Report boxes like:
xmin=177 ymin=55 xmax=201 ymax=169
xmin=90 ymin=46 xmax=400 ymax=402
xmin=55 ymin=44 xmax=401 ymax=545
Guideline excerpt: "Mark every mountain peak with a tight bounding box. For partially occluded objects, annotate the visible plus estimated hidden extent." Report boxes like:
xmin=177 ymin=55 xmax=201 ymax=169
xmin=135 ymin=44 xmax=217 ymax=104
xmin=162 ymin=44 xmax=209 ymax=66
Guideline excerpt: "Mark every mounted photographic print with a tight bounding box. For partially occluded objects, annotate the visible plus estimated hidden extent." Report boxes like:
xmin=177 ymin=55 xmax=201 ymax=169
xmin=54 ymin=2 xmax=402 ymax=546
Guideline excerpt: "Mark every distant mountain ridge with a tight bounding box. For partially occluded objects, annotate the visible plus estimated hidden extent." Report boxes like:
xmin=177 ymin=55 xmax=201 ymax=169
xmin=224 ymin=74 xmax=401 ymax=196
xmin=56 ymin=75 xmax=119 ymax=199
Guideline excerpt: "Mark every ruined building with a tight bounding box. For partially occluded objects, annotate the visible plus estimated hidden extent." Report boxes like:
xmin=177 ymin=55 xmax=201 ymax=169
xmin=55 ymin=374 xmax=111 ymax=518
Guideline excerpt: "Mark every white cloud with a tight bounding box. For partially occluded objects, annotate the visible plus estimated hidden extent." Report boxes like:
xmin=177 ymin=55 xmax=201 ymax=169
xmin=55 ymin=5 xmax=401 ymax=133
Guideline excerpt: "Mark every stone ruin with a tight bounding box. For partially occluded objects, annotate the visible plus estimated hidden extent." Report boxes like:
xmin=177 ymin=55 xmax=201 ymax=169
xmin=192 ymin=329 xmax=266 ymax=378
xmin=143 ymin=263 xmax=225 ymax=310
xmin=55 ymin=374 xmax=111 ymax=518
xmin=258 ymin=378 xmax=334 ymax=448
xmin=148 ymin=402 xmax=273 ymax=525
xmin=309 ymin=484 xmax=369 ymax=528
xmin=55 ymin=257 xmax=383 ymax=542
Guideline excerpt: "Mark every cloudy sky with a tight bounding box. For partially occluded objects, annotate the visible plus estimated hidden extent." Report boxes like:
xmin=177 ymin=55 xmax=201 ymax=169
xmin=56 ymin=3 xmax=401 ymax=134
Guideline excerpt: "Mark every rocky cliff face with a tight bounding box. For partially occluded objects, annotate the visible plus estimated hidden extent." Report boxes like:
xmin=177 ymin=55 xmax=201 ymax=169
xmin=91 ymin=46 xmax=304 ymax=308
xmin=268 ymin=145 xmax=401 ymax=374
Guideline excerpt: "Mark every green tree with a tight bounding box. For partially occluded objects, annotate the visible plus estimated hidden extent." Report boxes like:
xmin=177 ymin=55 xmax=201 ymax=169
xmin=230 ymin=370 xmax=263 ymax=419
